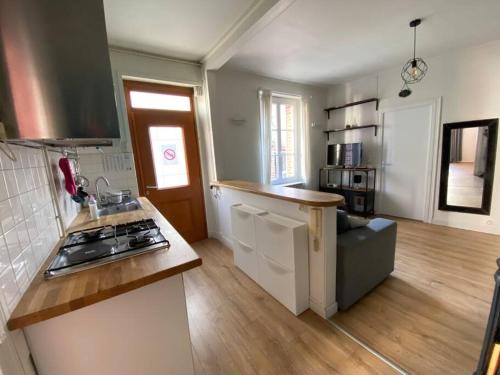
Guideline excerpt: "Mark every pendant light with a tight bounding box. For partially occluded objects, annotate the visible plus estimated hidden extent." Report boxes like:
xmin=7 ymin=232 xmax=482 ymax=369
xmin=399 ymin=19 xmax=428 ymax=98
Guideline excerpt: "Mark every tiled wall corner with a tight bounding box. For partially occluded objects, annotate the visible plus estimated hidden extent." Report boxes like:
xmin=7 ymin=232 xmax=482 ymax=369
xmin=0 ymin=145 xmax=80 ymax=374
xmin=0 ymin=145 xmax=62 ymax=316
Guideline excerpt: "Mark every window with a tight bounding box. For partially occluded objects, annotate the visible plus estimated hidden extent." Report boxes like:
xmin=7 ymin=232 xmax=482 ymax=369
xmin=130 ymin=91 xmax=191 ymax=111
xmin=149 ymin=126 xmax=189 ymax=189
xmin=270 ymin=96 xmax=302 ymax=185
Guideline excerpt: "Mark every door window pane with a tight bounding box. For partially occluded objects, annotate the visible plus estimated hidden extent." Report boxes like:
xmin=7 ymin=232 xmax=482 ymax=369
xmin=149 ymin=126 xmax=189 ymax=189
xmin=130 ymin=91 xmax=191 ymax=111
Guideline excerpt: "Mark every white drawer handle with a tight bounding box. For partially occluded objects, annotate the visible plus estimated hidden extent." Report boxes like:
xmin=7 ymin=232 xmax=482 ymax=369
xmin=237 ymin=240 xmax=253 ymax=252
xmin=262 ymin=254 xmax=289 ymax=274
xmin=236 ymin=209 xmax=250 ymax=218
xmin=260 ymin=217 xmax=287 ymax=232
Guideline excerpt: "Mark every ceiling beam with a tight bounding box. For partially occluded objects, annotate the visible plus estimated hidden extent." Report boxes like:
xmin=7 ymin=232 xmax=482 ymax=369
xmin=202 ymin=0 xmax=296 ymax=70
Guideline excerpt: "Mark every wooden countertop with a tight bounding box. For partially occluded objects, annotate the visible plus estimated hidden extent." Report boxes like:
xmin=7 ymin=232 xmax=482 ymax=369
xmin=211 ymin=180 xmax=344 ymax=207
xmin=7 ymin=198 xmax=202 ymax=331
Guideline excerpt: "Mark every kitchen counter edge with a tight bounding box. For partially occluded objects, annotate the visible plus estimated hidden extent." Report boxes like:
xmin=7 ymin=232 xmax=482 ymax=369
xmin=7 ymin=197 xmax=202 ymax=331
xmin=211 ymin=180 xmax=344 ymax=207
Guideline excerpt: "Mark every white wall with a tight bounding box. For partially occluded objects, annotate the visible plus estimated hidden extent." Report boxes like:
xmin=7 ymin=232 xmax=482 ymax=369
xmin=327 ymin=39 xmax=500 ymax=234
xmin=207 ymin=67 xmax=328 ymax=190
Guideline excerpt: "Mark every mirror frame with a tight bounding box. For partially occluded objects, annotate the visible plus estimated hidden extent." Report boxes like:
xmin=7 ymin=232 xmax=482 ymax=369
xmin=438 ymin=118 xmax=498 ymax=215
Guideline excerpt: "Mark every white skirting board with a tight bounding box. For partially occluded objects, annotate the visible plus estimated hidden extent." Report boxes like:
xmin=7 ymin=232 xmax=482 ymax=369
xmin=24 ymin=275 xmax=195 ymax=375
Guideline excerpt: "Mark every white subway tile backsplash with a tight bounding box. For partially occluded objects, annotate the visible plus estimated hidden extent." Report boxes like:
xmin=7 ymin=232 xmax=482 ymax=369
xmin=30 ymin=167 xmax=40 ymax=188
xmin=12 ymin=253 xmax=28 ymax=294
xmin=0 ymin=172 xmax=8 ymax=202
xmin=0 ymin=146 xmax=79 ymax=321
xmin=0 ymin=145 xmax=77 ymax=374
xmin=22 ymin=247 xmax=36 ymax=279
xmin=0 ymin=266 xmax=18 ymax=312
xmin=24 ymin=168 xmax=34 ymax=191
xmin=25 ymin=216 xmax=38 ymax=243
xmin=9 ymin=197 xmax=23 ymax=225
xmin=16 ymin=223 xmax=29 ymax=251
xmin=0 ymin=200 xmax=14 ymax=234
xmin=78 ymin=151 xmax=139 ymax=197
xmin=3 ymin=170 xmax=18 ymax=198
xmin=5 ymin=229 xmax=21 ymax=262
xmin=19 ymin=194 xmax=32 ymax=219
xmin=0 ymin=236 xmax=9 ymax=274
xmin=14 ymin=169 xmax=27 ymax=194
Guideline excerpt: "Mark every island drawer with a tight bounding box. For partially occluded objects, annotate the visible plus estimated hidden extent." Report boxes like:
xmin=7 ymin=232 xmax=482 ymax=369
xmin=230 ymin=204 xmax=266 ymax=249
xmin=255 ymin=212 xmax=308 ymax=270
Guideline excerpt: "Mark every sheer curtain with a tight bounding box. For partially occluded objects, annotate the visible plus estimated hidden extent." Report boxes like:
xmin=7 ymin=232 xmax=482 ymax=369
xmin=259 ymin=89 xmax=272 ymax=184
xmin=301 ymin=99 xmax=311 ymax=187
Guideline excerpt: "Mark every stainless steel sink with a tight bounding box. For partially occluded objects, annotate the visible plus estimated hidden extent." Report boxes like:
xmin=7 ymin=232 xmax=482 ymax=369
xmin=97 ymin=199 xmax=142 ymax=217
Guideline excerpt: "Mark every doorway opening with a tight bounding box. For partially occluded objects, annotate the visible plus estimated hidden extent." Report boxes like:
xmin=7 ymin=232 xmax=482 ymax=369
xmin=123 ymin=80 xmax=208 ymax=243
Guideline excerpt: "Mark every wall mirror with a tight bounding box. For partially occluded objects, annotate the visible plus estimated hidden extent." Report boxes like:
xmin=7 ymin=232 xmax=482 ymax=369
xmin=439 ymin=118 xmax=498 ymax=214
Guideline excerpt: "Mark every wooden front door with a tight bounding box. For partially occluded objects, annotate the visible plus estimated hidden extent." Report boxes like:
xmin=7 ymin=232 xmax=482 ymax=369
xmin=124 ymin=80 xmax=207 ymax=243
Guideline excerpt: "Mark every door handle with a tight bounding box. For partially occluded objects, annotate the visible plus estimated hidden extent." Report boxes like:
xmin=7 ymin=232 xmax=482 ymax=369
xmin=146 ymin=185 xmax=158 ymax=189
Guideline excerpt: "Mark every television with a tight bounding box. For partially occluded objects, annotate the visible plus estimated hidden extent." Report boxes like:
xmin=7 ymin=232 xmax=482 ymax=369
xmin=327 ymin=143 xmax=362 ymax=167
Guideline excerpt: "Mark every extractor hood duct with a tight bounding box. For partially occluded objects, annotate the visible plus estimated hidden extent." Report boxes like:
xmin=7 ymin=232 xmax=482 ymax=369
xmin=0 ymin=0 xmax=120 ymax=145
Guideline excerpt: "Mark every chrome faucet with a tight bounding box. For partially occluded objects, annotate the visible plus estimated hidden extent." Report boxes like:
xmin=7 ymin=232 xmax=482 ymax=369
xmin=95 ymin=176 xmax=110 ymax=205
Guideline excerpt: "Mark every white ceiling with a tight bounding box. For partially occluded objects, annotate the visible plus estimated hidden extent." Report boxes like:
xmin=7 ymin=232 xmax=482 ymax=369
xmin=103 ymin=0 xmax=256 ymax=61
xmin=225 ymin=0 xmax=500 ymax=84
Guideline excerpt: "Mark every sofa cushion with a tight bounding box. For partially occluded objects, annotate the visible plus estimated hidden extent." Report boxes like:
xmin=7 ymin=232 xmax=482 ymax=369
xmin=347 ymin=215 xmax=370 ymax=229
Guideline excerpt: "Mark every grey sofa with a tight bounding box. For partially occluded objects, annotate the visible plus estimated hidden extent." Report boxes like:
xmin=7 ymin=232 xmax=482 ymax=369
xmin=336 ymin=217 xmax=397 ymax=311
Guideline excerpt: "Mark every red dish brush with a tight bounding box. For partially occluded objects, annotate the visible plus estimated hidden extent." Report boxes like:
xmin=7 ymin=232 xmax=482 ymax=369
xmin=58 ymin=157 xmax=77 ymax=196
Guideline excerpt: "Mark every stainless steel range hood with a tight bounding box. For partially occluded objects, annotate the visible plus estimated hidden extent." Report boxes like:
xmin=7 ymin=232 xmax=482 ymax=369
xmin=0 ymin=0 xmax=120 ymax=145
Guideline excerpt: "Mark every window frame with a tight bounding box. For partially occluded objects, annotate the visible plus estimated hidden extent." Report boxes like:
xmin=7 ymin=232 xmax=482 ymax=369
xmin=270 ymin=95 xmax=303 ymax=185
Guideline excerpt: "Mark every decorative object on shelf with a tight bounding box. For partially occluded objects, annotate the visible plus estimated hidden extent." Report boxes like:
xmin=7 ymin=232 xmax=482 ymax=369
xmin=399 ymin=18 xmax=428 ymax=98
xmin=324 ymin=98 xmax=379 ymax=119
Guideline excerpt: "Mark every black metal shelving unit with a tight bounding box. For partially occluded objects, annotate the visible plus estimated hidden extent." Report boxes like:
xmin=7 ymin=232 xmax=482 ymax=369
xmin=319 ymin=167 xmax=376 ymax=217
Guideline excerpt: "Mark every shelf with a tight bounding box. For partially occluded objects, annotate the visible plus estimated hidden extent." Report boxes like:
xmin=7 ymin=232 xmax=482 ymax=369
xmin=324 ymin=98 xmax=379 ymax=119
xmin=321 ymin=186 xmax=375 ymax=193
xmin=324 ymin=124 xmax=378 ymax=137
xmin=320 ymin=166 xmax=376 ymax=172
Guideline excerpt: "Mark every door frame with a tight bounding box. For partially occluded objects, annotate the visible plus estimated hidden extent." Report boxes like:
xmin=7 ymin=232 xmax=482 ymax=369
xmin=377 ymin=97 xmax=442 ymax=223
xmin=123 ymin=79 xmax=208 ymax=235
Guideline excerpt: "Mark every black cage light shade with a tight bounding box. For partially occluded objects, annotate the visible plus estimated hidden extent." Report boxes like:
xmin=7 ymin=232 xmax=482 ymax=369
xmin=399 ymin=19 xmax=428 ymax=97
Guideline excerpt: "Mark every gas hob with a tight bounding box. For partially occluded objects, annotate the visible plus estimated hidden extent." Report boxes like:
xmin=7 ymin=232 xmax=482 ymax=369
xmin=44 ymin=219 xmax=170 ymax=279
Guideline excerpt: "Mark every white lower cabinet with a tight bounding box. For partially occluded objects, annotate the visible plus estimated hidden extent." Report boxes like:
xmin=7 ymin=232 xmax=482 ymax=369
xmin=231 ymin=204 xmax=309 ymax=315
xmin=233 ymin=240 xmax=259 ymax=282
xmin=231 ymin=204 xmax=265 ymax=249
xmin=258 ymin=254 xmax=295 ymax=310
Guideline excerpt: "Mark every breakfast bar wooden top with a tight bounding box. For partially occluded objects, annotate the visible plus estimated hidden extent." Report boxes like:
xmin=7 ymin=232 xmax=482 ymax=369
xmin=211 ymin=180 xmax=344 ymax=207
xmin=7 ymin=197 xmax=202 ymax=331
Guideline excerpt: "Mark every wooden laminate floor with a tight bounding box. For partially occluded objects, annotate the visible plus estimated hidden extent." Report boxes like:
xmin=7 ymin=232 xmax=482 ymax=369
xmin=332 ymin=219 xmax=500 ymax=375
xmin=185 ymin=220 xmax=499 ymax=375
xmin=185 ymin=239 xmax=397 ymax=375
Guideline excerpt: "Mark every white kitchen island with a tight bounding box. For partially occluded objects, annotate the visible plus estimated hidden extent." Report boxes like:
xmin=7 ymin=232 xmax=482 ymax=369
xmin=211 ymin=180 xmax=344 ymax=319
xmin=7 ymin=198 xmax=201 ymax=375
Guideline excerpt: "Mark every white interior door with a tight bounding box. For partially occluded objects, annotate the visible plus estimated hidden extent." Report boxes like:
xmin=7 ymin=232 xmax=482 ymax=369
xmin=379 ymin=104 xmax=433 ymax=221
